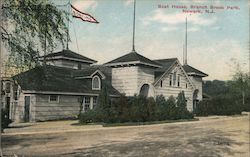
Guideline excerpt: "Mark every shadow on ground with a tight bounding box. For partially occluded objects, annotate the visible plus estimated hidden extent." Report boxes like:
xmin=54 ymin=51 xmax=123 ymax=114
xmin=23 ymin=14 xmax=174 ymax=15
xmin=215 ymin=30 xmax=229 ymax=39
xmin=3 ymin=134 xmax=63 ymax=151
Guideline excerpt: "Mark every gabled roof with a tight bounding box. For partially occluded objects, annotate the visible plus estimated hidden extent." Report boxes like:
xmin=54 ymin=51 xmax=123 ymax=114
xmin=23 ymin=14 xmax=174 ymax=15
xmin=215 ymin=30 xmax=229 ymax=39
xmin=73 ymin=65 xmax=111 ymax=80
xmin=105 ymin=51 xmax=162 ymax=68
xmin=152 ymin=58 xmax=195 ymax=89
xmin=154 ymin=58 xmax=178 ymax=72
xmin=12 ymin=65 xmax=120 ymax=96
xmin=153 ymin=58 xmax=178 ymax=80
xmin=183 ymin=64 xmax=208 ymax=77
xmin=40 ymin=49 xmax=97 ymax=64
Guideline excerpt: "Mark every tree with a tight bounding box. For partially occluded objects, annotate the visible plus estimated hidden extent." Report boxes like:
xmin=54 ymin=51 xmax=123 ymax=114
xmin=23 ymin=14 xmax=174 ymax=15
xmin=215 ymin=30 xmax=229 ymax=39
xmin=96 ymin=81 xmax=111 ymax=122
xmin=176 ymin=91 xmax=187 ymax=110
xmin=203 ymin=80 xmax=229 ymax=97
xmin=230 ymin=71 xmax=250 ymax=111
xmin=1 ymin=0 xmax=68 ymax=73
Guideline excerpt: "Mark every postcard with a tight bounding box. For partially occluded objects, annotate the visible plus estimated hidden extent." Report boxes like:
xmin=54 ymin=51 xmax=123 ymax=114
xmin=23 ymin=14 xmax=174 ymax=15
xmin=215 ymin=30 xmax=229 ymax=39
xmin=0 ymin=0 xmax=249 ymax=156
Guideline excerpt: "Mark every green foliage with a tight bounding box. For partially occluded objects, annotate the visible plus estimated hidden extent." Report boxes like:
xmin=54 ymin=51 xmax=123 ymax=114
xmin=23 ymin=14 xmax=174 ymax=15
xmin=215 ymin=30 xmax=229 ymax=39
xmin=1 ymin=109 xmax=12 ymax=132
xmin=202 ymin=69 xmax=249 ymax=113
xmin=176 ymin=91 xmax=186 ymax=109
xmin=2 ymin=0 xmax=68 ymax=71
xmin=79 ymin=110 xmax=98 ymax=124
xmin=203 ymin=80 xmax=229 ymax=97
xmin=79 ymin=92 xmax=194 ymax=124
xmin=195 ymin=95 xmax=242 ymax=116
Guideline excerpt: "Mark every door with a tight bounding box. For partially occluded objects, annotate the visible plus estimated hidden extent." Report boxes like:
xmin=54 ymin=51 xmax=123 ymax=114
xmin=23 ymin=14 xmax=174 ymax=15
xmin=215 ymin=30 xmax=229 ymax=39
xmin=24 ymin=96 xmax=30 ymax=122
xmin=6 ymin=97 xmax=10 ymax=119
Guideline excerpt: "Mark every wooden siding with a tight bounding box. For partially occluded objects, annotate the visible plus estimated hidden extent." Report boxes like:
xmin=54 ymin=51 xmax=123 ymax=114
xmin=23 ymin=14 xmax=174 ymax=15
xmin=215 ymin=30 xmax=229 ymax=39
xmin=112 ymin=66 xmax=139 ymax=96
xmin=47 ymin=60 xmax=90 ymax=69
xmin=10 ymin=93 xmax=37 ymax=122
xmin=189 ymin=76 xmax=203 ymax=100
xmin=34 ymin=95 xmax=81 ymax=121
xmin=155 ymin=64 xmax=194 ymax=111
xmin=137 ymin=67 xmax=155 ymax=97
xmin=112 ymin=66 xmax=155 ymax=96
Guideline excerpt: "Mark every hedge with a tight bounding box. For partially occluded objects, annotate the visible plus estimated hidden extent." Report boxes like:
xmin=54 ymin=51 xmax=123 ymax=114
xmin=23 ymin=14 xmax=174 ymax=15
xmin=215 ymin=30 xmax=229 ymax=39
xmin=195 ymin=95 xmax=243 ymax=116
xmin=79 ymin=93 xmax=194 ymax=124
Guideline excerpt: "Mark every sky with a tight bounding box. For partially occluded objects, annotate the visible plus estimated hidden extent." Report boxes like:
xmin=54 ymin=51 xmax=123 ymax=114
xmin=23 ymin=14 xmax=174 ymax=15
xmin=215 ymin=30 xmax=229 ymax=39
xmin=54 ymin=0 xmax=249 ymax=81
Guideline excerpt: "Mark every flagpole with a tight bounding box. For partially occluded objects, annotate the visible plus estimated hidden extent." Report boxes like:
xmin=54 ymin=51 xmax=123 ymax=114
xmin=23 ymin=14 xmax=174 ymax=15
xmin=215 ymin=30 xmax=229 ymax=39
xmin=66 ymin=0 xmax=70 ymax=50
xmin=184 ymin=16 xmax=187 ymax=65
xmin=132 ymin=0 xmax=136 ymax=52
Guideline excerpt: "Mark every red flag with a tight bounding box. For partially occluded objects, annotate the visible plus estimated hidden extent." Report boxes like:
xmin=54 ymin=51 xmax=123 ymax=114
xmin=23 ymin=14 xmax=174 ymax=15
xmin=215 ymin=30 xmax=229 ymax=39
xmin=71 ymin=4 xmax=99 ymax=24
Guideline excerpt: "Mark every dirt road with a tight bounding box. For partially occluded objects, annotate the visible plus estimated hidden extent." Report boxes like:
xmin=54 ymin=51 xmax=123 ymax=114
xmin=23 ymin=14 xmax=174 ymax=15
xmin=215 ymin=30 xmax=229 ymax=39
xmin=2 ymin=114 xmax=250 ymax=157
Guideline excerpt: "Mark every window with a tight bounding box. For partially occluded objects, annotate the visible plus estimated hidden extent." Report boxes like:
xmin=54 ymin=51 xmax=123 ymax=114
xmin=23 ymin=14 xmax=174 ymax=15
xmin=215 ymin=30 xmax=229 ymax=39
xmin=177 ymin=75 xmax=180 ymax=87
xmin=49 ymin=95 xmax=59 ymax=102
xmin=92 ymin=76 xmax=101 ymax=90
xmin=169 ymin=75 xmax=172 ymax=86
xmin=186 ymin=83 xmax=188 ymax=88
xmin=13 ymin=84 xmax=18 ymax=100
xmin=93 ymin=96 xmax=98 ymax=109
xmin=78 ymin=63 xmax=82 ymax=70
xmin=84 ymin=97 xmax=90 ymax=111
xmin=160 ymin=80 xmax=163 ymax=88
xmin=173 ymin=72 xmax=177 ymax=86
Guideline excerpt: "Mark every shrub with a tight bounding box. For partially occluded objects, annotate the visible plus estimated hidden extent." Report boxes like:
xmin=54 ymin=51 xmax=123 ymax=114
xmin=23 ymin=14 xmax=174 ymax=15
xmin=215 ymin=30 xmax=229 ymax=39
xmin=195 ymin=95 xmax=243 ymax=116
xmin=79 ymin=93 xmax=194 ymax=124
xmin=243 ymin=94 xmax=250 ymax=112
xmin=176 ymin=91 xmax=187 ymax=110
xmin=1 ymin=109 xmax=12 ymax=132
xmin=79 ymin=110 xmax=98 ymax=124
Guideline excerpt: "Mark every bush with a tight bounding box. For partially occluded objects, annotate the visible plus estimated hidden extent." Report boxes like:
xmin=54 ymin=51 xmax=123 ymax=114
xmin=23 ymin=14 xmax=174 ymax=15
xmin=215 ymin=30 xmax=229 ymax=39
xmin=242 ymin=94 xmax=250 ymax=112
xmin=78 ymin=110 xmax=98 ymax=124
xmin=79 ymin=93 xmax=194 ymax=124
xmin=1 ymin=109 xmax=12 ymax=132
xmin=195 ymin=95 xmax=242 ymax=116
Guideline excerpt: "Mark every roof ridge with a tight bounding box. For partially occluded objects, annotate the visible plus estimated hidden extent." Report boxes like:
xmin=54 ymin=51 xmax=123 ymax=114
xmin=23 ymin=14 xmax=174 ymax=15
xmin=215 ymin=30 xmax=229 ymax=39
xmin=153 ymin=58 xmax=178 ymax=61
xmin=132 ymin=51 xmax=140 ymax=61
xmin=40 ymin=49 xmax=97 ymax=63
xmin=183 ymin=64 xmax=208 ymax=77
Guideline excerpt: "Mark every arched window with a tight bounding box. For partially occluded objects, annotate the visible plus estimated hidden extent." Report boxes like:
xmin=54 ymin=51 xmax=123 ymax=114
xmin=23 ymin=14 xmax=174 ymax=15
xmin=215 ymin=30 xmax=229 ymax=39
xmin=92 ymin=76 xmax=101 ymax=90
xmin=139 ymin=84 xmax=150 ymax=97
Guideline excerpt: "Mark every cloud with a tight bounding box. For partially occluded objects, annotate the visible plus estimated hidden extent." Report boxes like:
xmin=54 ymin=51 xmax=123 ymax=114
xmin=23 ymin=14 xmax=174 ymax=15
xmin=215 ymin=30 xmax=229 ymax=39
xmin=143 ymin=10 xmax=217 ymax=27
xmin=211 ymin=26 xmax=221 ymax=30
xmin=124 ymin=0 xmax=133 ymax=6
xmin=188 ymin=27 xmax=200 ymax=32
xmin=187 ymin=39 xmax=248 ymax=80
xmin=72 ymin=0 xmax=97 ymax=11
xmin=161 ymin=26 xmax=178 ymax=32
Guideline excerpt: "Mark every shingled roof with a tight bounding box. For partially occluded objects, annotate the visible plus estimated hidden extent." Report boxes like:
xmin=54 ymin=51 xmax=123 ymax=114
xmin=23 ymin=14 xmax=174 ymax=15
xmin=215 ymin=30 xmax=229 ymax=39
xmin=182 ymin=64 xmax=208 ymax=77
xmin=153 ymin=58 xmax=178 ymax=83
xmin=73 ymin=65 xmax=110 ymax=78
xmin=154 ymin=58 xmax=178 ymax=72
xmin=105 ymin=51 xmax=162 ymax=68
xmin=13 ymin=65 xmax=120 ymax=96
xmin=40 ymin=49 xmax=97 ymax=64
